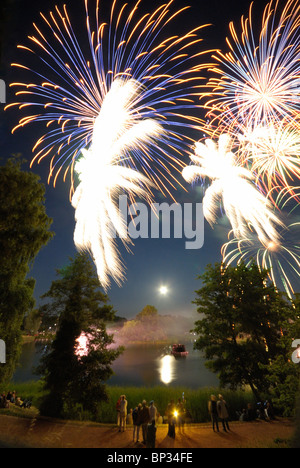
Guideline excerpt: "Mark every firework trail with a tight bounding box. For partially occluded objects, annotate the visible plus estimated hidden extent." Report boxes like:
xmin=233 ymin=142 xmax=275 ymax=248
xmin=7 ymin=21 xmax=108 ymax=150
xmin=203 ymin=0 xmax=300 ymax=133
xmin=6 ymin=0 xmax=213 ymax=288
xmin=238 ymin=120 xmax=300 ymax=201
xmin=199 ymin=0 xmax=300 ymax=203
xmin=221 ymin=220 xmax=300 ymax=299
xmin=182 ymin=133 xmax=283 ymax=244
xmin=193 ymin=0 xmax=300 ymax=299
xmin=72 ymin=78 xmax=163 ymax=289
xmin=7 ymin=0 xmax=212 ymax=195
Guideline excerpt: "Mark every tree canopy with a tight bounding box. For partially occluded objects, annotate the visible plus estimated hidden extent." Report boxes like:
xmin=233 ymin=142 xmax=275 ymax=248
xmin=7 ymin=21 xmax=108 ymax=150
xmin=192 ymin=262 xmax=298 ymax=403
xmin=38 ymin=252 xmax=123 ymax=419
xmin=136 ymin=305 xmax=158 ymax=321
xmin=0 ymin=158 xmax=53 ymax=384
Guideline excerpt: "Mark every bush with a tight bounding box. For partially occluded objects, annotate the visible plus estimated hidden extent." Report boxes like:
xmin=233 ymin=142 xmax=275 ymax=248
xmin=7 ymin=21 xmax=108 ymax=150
xmin=96 ymin=385 xmax=255 ymax=424
xmin=3 ymin=381 xmax=257 ymax=424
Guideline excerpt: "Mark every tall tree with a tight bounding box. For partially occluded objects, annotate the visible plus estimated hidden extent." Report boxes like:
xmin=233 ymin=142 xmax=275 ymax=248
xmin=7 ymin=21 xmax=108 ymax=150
xmin=262 ymin=293 xmax=300 ymax=416
xmin=136 ymin=305 xmax=158 ymax=322
xmin=193 ymin=262 xmax=293 ymax=401
xmin=23 ymin=309 xmax=42 ymax=336
xmin=38 ymin=253 xmax=123 ymax=419
xmin=0 ymin=158 xmax=53 ymax=384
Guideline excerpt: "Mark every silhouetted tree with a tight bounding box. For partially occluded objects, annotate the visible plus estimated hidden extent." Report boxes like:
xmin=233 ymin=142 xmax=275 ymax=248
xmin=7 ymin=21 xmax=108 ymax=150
xmin=0 ymin=158 xmax=53 ymax=384
xmin=38 ymin=253 xmax=123 ymax=419
xmin=193 ymin=262 xmax=294 ymax=401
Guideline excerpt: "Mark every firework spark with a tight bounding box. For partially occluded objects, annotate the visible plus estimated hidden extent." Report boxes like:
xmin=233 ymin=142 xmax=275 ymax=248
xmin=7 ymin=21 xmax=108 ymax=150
xmin=7 ymin=0 xmax=213 ymax=198
xmin=222 ymin=221 xmax=300 ymax=299
xmin=72 ymin=78 xmax=162 ymax=289
xmin=203 ymin=0 xmax=300 ymax=134
xmin=238 ymin=120 xmax=300 ymax=201
xmin=182 ymin=134 xmax=283 ymax=244
xmin=6 ymin=0 xmax=214 ymax=288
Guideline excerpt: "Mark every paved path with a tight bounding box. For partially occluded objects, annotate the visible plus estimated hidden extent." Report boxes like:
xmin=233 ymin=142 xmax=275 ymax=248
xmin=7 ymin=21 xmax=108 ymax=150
xmin=0 ymin=414 xmax=294 ymax=448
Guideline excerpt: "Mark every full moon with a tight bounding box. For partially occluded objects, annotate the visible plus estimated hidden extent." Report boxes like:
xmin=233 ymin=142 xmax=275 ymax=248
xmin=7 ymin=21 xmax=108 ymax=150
xmin=159 ymin=286 xmax=168 ymax=295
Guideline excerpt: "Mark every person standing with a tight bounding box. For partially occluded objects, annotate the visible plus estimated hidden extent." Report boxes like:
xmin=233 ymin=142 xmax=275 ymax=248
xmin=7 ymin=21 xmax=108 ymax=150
xmin=149 ymin=400 xmax=157 ymax=423
xmin=132 ymin=403 xmax=142 ymax=442
xmin=138 ymin=400 xmax=150 ymax=444
xmin=146 ymin=420 xmax=157 ymax=448
xmin=119 ymin=395 xmax=127 ymax=432
xmin=217 ymin=394 xmax=230 ymax=432
xmin=116 ymin=396 xmax=121 ymax=427
xmin=208 ymin=395 xmax=219 ymax=432
xmin=166 ymin=400 xmax=176 ymax=438
xmin=176 ymin=398 xmax=184 ymax=433
xmin=127 ymin=408 xmax=133 ymax=425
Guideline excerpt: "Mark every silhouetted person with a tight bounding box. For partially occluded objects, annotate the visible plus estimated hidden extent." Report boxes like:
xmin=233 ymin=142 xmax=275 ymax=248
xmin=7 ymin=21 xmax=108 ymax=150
xmin=208 ymin=395 xmax=219 ymax=432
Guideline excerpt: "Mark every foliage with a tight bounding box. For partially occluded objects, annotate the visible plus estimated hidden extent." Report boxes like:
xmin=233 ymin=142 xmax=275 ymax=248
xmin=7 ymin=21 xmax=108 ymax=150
xmin=118 ymin=305 xmax=165 ymax=342
xmin=192 ymin=262 xmax=295 ymax=402
xmin=136 ymin=305 xmax=158 ymax=321
xmin=117 ymin=305 xmax=194 ymax=343
xmin=0 ymin=158 xmax=53 ymax=384
xmin=292 ymin=379 xmax=300 ymax=448
xmin=37 ymin=253 xmax=123 ymax=419
xmin=1 ymin=379 xmax=46 ymax=409
xmin=262 ymin=294 xmax=300 ymax=416
xmin=3 ymin=380 xmax=255 ymax=424
xmin=23 ymin=309 xmax=42 ymax=336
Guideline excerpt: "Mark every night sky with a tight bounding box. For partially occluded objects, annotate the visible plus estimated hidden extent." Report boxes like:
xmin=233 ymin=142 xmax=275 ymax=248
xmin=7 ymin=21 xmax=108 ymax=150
xmin=0 ymin=0 xmax=288 ymax=321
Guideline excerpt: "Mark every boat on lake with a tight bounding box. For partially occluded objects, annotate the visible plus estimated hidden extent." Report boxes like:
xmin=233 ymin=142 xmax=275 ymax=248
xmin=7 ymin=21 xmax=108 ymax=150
xmin=171 ymin=344 xmax=189 ymax=357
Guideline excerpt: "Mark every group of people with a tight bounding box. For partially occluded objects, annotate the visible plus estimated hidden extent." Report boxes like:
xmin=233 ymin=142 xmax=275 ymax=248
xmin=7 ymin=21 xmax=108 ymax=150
xmin=237 ymin=400 xmax=275 ymax=422
xmin=208 ymin=394 xmax=230 ymax=433
xmin=0 ymin=390 xmax=32 ymax=409
xmin=117 ymin=393 xmax=276 ymax=439
xmin=116 ymin=395 xmax=186 ymax=447
xmin=116 ymin=396 xmax=157 ymax=447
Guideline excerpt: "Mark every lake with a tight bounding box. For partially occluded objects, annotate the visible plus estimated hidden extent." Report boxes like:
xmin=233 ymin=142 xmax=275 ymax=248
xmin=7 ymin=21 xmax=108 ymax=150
xmin=12 ymin=339 xmax=219 ymax=389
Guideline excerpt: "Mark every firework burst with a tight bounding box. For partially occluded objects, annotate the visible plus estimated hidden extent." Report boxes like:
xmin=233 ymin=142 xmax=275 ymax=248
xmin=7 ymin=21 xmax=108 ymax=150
xmin=6 ymin=0 xmax=214 ymax=288
xmin=222 ymin=220 xmax=300 ymax=299
xmin=182 ymin=133 xmax=283 ymax=244
xmin=72 ymin=78 xmax=163 ymax=289
xmin=238 ymin=120 xmax=300 ymax=201
xmin=203 ymin=0 xmax=300 ymax=134
xmin=6 ymin=0 xmax=213 ymax=199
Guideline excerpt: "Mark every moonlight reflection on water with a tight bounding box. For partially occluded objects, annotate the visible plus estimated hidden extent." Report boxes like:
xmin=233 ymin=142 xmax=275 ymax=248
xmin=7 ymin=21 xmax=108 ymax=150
xmin=159 ymin=355 xmax=174 ymax=384
xmin=13 ymin=340 xmax=219 ymax=388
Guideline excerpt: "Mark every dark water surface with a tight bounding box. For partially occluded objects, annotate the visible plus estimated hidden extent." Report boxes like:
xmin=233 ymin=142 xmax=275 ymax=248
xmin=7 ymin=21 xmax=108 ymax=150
xmin=12 ymin=339 xmax=219 ymax=389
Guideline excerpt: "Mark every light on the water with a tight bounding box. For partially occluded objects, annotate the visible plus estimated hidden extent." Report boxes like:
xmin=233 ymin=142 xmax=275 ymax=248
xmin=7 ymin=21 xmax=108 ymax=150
xmin=159 ymin=355 xmax=174 ymax=384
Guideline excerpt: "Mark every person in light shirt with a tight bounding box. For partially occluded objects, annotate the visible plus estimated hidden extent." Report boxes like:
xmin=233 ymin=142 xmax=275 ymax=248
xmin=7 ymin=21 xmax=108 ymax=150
xmin=119 ymin=395 xmax=127 ymax=432
xmin=149 ymin=400 xmax=157 ymax=422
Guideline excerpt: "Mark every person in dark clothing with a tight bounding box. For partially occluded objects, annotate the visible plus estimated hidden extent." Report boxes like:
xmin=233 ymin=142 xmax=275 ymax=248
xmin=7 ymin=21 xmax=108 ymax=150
xmin=166 ymin=400 xmax=176 ymax=438
xmin=146 ymin=420 xmax=157 ymax=448
xmin=246 ymin=403 xmax=256 ymax=421
xmin=208 ymin=395 xmax=219 ymax=432
xmin=138 ymin=400 xmax=150 ymax=444
xmin=132 ymin=403 xmax=142 ymax=442
xmin=176 ymin=398 xmax=185 ymax=432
